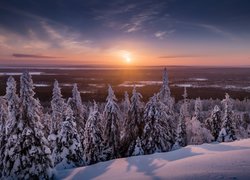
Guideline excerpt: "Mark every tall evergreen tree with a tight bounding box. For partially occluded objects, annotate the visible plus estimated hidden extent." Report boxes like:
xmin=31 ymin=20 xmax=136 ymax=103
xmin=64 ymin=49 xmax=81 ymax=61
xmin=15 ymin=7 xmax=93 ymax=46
xmin=0 ymin=97 xmax=8 ymax=178
xmin=2 ymin=77 xmax=20 ymax=178
xmin=158 ymin=68 xmax=176 ymax=138
xmin=122 ymin=86 xmax=144 ymax=156
xmin=3 ymin=72 xmax=53 ymax=179
xmin=218 ymin=93 xmax=237 ymax=142
xmin=102 ymin=85 xmax=121 ymax=160
xmin=141 ymin=94 xmax=174 ymax=154
xmin=49 ymin=80 xmax=66 ymax=147
xmin=83 ymin=101 xmax=104 ymax=165
xmin=205 ymin=105 xmax=222 ymax=140
xmin=158 ymin=68 xmax=174 ymax=113
xmin=53 ymin=106 xmax=84 ymax=169
xmin=68 ymin=83 xmax=87 ymax=145
xmin=5 ymin=76 xmax=20 ymax=133
xmin=122 ymin=91 xmax=130 ymax=115
xmin=194 ymin=97 xmax=203 ymax=122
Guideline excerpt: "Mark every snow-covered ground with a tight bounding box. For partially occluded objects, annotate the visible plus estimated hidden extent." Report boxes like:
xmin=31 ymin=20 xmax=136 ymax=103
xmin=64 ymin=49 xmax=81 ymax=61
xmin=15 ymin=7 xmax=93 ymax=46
xmin=57 ymin=139 xmax=250 ymax=180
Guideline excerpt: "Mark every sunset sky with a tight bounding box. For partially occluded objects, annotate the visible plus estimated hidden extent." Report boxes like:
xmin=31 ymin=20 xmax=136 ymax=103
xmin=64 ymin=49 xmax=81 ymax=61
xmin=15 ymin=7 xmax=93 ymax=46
xmin=0 ymin=0 xmax=250 ymax=66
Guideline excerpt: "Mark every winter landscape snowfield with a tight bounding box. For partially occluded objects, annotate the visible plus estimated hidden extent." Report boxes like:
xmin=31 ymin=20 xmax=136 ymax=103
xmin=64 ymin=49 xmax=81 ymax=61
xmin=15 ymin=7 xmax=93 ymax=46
xmin=57 ymin=139 xmax=250 ymax=180
xmin=1 ymin=67 xmax=250 ymax=179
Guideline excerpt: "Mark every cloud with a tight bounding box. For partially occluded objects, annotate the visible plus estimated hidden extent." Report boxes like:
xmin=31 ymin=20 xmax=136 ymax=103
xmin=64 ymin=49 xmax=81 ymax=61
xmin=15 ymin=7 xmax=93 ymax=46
xmin=94 ymin=1 xmax=167 ymax=33
xmin=154 ymin=29 xmax=175 ymax=39
xmin=12 ymin=53 xmax=62 ymax=59
xmin=159 ymin=54 xmax=206 ymax=59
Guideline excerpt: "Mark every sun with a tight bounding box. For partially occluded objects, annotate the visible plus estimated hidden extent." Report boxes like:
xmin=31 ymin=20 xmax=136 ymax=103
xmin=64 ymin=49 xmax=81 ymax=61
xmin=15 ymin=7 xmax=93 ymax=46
xmin=121 ymin=51 xmax=132 ymax=63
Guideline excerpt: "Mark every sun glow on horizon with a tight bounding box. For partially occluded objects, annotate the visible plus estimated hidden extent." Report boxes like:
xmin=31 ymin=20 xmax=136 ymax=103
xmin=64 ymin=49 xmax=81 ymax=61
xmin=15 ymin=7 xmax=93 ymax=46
xmin=121 ymin=51 xmax=132 ymax=64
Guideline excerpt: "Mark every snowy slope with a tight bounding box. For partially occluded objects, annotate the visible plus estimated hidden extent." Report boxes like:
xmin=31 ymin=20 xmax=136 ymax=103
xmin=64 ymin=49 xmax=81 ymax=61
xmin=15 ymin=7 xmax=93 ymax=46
xmin=57 ymin=139 xmax=250 ymax=180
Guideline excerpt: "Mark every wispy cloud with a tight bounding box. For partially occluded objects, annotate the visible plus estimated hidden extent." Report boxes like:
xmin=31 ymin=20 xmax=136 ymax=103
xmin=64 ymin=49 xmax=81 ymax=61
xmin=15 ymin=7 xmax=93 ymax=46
xmin=94 ymin=1 xmax=167 ymax=33
xmin=154 ymin=29 xmax=175 ymax=39
xmin=12 ymin=53 xmax=62 ymax=59
xmin=159 ymin=54 xmax=207 ymax=59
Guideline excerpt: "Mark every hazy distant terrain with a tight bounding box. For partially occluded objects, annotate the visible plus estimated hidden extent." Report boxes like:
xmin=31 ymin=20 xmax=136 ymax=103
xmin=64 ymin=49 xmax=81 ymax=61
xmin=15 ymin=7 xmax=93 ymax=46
xmin=0 ymin=66 xmax=250 ymax=103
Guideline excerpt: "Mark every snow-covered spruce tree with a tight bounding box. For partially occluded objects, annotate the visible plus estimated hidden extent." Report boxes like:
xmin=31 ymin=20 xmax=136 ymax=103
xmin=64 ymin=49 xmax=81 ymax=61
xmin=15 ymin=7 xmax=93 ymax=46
xmin=122 ymin=86 xmax=144 ymax=156
xmin=172 ymin=87 xmax=190 ymax=150
xmin=186 ymin=115 xmax=213 ymax=145
xmin=83 ymin=101 xmax=104 ymax=165
xmin=122 ymin=91 xmax=130 ymax=115
xmin=119 ymin=91 xmax=130 ymax=138
xmin=42 ymin=112 xmax=52 ymax=138
xmin=205 ymin=105 xmax=222 ymax=140
xmin=141 ymin=94 xmax=174 ymax=154
xmin=132 ymin=137 xmax=144 ymax=156
xmin=2 ymin=76 xmax=20 ymax=178
xmin=181 ymin=87 xmax=190 ymax=118
xmin=194 ymin=97 xmax=203 ymax=122
xmin=217 ymin=93 xmax=237 ymax=142
xmin=158 ymin=68 xmax=176 ymax=138
xmin=68 ymin=83 xmax=87 ymax=145
xmin=53 ymin=106 xmax=84 ymax=169
xmin=0 ymin=97 xmax=8 ymax=178
xmin=102 ymin=85 xmax=121 ymax=160
xmin=49 ymin=80 xmax=66 ymax=148
xmin=3 ymin=72 xmax=53 ymax=179
xmin=5 ymin=76 xmax=20 ymax=133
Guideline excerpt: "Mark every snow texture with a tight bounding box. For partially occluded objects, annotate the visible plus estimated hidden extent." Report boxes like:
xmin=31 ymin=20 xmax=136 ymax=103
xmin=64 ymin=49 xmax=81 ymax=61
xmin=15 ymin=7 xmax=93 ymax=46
xmin=57 ymin=138 xmax=250 ymax=180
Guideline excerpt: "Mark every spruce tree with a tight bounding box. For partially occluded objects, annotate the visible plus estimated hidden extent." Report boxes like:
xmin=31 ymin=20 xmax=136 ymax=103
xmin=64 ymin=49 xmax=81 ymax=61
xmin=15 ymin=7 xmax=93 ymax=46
xmin=172 ymin=88 xmax=189 ymax=150
xmin=158 ymin=68 xmax=175 ymax=136
xmin=102 ymin=85 xmax=121 ymax=160
xmin=122 ymin=91 xmax=130 ymax=115
xmin=132 ymin=137 xmax=144 ymax=156
xmin=3 ymin=72 xmax=53 ymax=179
xmin=141 ymin=94 xmax=174 ymax=154
xmin=0 ymin=97 xmax=8 ymax=178
xmin=194 ymin=97 xmax=203 ymax=122
xmin=49 ymin=80 xmax=66 ymax=148
xmin=53 ymin=106 xmax=84 ymax=169
xmin=68 ymin=83 xmax=87 ymax=146
xmin=172 ymin=111 xmax=187 ymax=150
xmin=122 ymin=86 xmax=144 ymax=156
xmin=83 ymin=101 xmax=104 ymax=165
xmin=5 ymin=76 xmax=20 ymax=134
xmin=218 ymin=93 xmax=237 ymax=142
xmin=205 ymin=105 xmax=222 ymax=140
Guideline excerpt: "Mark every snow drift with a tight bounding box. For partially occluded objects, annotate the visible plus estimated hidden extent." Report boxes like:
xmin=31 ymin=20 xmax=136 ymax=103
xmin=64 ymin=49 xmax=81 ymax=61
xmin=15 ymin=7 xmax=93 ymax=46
xmin=57 ymin=139 xmax=250 ymax=180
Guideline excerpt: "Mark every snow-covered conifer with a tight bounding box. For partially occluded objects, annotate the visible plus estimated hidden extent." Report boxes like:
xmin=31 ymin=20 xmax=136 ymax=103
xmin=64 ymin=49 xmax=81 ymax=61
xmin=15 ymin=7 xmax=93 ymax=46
xmin=49 ymin=80 xmax=66 ymax=147
xmin=132 ymin=137 xmax=144 ymax=156
xmin=194 ymin=97 xmax=203 ymax=122
xmin=205 ymin=105 xmax=222 ymax=140
xmin=172 ymin=113 xmax=187 ymax=150
xmin=141 ymin=94 xmax=174 ymax=154
xmin=53 ymin=106 xmax=84 ymax=169
xmin=122 ymin=87 xmax=144 ymax=156
xmin=42 ymin=112 xmax=52 ymax=138
xmin=158 ymin=68 xmax=174 ymax=114
xmin=0 ymin=97 xmax=8 ymax=177
xmin=68 ymin=83 xmax=87 ymax=144
xmin=172 ymin=88 xmax=189 ymax=150
xmin=3 ymin=72 xmax=53 ymax=179
xmin=186 ymin=113 xmax=213 ymax=145
xmin=102 ymin=85 xmax=121 ymax=160
xmin=122 ymin=91 xmax=130 ymax=115
xmin=83 ymin=101 xmax=104 ymax=165
xmin=218 ymin=93 xmax=237 ymax=142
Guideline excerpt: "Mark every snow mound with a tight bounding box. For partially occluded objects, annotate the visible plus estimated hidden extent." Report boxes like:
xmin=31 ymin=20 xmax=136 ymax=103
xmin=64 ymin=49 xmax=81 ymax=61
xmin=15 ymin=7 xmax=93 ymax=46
xmin=57 ymin=139 xmax=250 ymax=180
